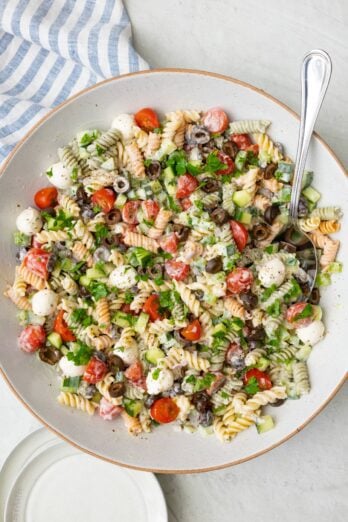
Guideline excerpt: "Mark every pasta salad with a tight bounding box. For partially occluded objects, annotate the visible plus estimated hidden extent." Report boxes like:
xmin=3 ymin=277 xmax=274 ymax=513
xmin=5 ymin=107 xmax=343 ymax=442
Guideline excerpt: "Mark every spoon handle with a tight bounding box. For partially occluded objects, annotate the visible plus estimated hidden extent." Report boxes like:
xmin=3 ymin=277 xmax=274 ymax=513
xmin=289 ymin=50 xmax=332 ymax=221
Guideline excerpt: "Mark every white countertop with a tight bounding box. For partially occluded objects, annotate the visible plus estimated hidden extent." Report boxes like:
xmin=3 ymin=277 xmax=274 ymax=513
xmin=1 ymin=1 xmax=347 ymax=520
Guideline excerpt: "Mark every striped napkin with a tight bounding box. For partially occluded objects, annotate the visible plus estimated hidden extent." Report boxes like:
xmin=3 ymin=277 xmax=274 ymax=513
xmin=0 ymin=0 xmax=148 ymax=163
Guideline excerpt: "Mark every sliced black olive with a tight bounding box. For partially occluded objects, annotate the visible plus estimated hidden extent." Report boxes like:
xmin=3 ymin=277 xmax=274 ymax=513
xmin=93 ymin=246 xmax=110 ymax=262
xmin=102 ymin=234 xmax=121 ymax=248
xmin=252 ymin=224 xmax=270 ymax=241
xmin=94 ymin=350 xmax=107 ymax=362
xmin=284 ymin=226 xmax=311 ymax=247
xmin=191 ymin=392 xmax=212 ymax=413
xmin=39 ymin=346 xmax=61 ymax=365
xmin=163 ymin=382 xmax=182 ymax=397
xmin=210 ymin=208 xmax=230 ymax=225
xmin=105 ymin=208 xmax=121 ymax=225
xmin=222 ymin=140 xmax=239 ymax=159
xmin=245 ymin=325 xmax=266 ymax=342
xmin=199 ymin=410 xmax=214 ymax=427
xmin=173 ymin=224 xmax=190 ymax=241
xmin=279 ymin=241 xmax=297 ymax=253
xmin=16 ymin=247 xmax=29 ymax=263
xmin=201 ymin=177 xmax=221 ymax=193
xmin=189 ymin=125 xmax=211 ymax=145
xmin=225 ymin=344 xmax=245 ymax=370
xmin=264 ymin=204 xmax=280 ymax=225
xmin=113 ymin=176 xmax=130 ymax=193
xmin=76 ymin=186 xmax=88 ymax=202
xmin=107 ymin=354 xmax=125 ymax=372
xmin=262 ymin=163 xmax=278 ymax=179
xmin=108 ymin=381 xmax=125 ymax=398
xmin=144 ymin=395 xmax=158 ymax=408
xmin=81 ymin=206 xmax=95 ymax=223
xmin=240 ymin=292 xmax=258 ymax=310
xmin=298 ymin=197 xmax=308 ymax=218
xmin=308 ymin=287 xmax=320 ymax=305
xmin=146 ymin=161 xmax=162 ymax=180
xmin=270 ymin=398 xmax=286 ymax=407
xmin=205 ymin=256 xmax=223 ymax=274
xmin=247 ymin=340 xmax=262 ymax=351
xmin=147 ymin=263 xmax=163 ymax=279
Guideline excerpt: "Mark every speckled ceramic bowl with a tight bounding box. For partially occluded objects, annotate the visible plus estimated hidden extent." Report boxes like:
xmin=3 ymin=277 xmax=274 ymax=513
xmin=0 ymin=70 xmax=347 ymax=473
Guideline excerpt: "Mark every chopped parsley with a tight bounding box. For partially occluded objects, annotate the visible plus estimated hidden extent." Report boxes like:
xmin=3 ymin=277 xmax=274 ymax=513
xmin=158 ymin=290 xmax=178 ymax=312
xmin=166 ymin=150 xmax=187 ymax=175
xmin=128 ymin=247 xmax=154 ymax=268
xmin=194 ymin=373 xmax=215 ymax=392
xmin=294 ymin=303 xmax=313 ymax=321
xmin=284 ymin=278 xmax=302 ymax=302
xmin=66 ymin=341 xmax=92 ymax=366
xmin=70 ymin=308 xmax=93 ymax=327
xmin=96 ymin=144 xmax=105 ymax=156
xmin=261 ymin=284 xmax=278 ymax=302
xmin=124 ymin=291 xmax=134 ymax=304
xmin=244 ymin=376 xmax=259 ymax=395
xmin=70 ymin=166 xmax=78 ymax=181
xmin=205 ymin=151 xmax=226 ymax=173
xmin=46 ymin=168 xmax=53 ymax=178
xmin=94 ymin=223 xmax=109 ymax=245
xmin=266 ymin=299 xmax=282 ymax=317
xmin=80 ymin=130 xmax=99 ymax=147
xmin=44 ymin=209 xmax=74 ymax=231
xmin=152 ymin=368 xmax=161 ymax=380
xmin=167 ymin=195 xmax=181 ymax=212
xmin=88 ymin=281 xmax=108 ymax=301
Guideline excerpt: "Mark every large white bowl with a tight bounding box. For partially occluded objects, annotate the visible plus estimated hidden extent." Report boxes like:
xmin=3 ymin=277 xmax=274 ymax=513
xmin=0 ymin=70 xmax=347 ymax=473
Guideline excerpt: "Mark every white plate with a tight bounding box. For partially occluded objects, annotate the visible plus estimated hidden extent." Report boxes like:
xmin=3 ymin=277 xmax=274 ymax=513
xmin=0 ymin=69 xmax=347 ymax=473
xmin=1 ymin=428 xmax=167 ymax=522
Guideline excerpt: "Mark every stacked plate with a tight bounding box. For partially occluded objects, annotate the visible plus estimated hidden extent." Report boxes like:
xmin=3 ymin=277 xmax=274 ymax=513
xmin=0 ymin=429 xmax=167 ymax=522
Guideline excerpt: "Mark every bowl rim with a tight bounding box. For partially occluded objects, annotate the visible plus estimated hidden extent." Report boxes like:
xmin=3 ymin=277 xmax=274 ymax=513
xmin=0 ymin=68 xmax=347 ymax=474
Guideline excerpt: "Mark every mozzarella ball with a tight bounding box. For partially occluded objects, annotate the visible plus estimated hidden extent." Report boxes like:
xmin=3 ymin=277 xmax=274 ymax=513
xmin=146 ymin=367 xmax=174 ymax=395
xmin=259 ymin=258 xmax=286 ymax=288
xmin=108 ymin=265 xmax=137 ymax=290
xmin=113 ymin=341 xmax=138 ymax=366
xmin=111 ymin=113 xmax=135 ymax=142
xmin=297 ymin=320 xmax=325 ymax=346
xmin=59 ymin=356 xmax=86 ymax=377
xmin=16 ymin=207 xmax=42 ymax=236
xmin=31 ymin=289 xmax=58 ymax=316
xmin=48 ymin=162 xmax=72 ymax=189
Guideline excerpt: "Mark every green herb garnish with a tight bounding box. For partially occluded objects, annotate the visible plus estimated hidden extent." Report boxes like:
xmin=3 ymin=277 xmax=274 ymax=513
xmin=88 ymin=281 xmax=108 ymax=301
xmin=205 ymin=151 xmax=227 ymax=173
xmin=294 ymin=303 xmax=313 ymax=321
xmin=70 ymin=308 xmax=93 ymax=327
xmin=66 ymin=341 xmax=92 ymax=366
xmin=13 ymin=231 xmax=31 ymax=247
xmin=244 ymin=376 xmax=259 ymax=395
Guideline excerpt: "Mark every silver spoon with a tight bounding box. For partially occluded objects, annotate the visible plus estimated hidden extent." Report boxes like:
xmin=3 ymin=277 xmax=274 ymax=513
xmin=279 ymin=49 xmax=332 ymax=298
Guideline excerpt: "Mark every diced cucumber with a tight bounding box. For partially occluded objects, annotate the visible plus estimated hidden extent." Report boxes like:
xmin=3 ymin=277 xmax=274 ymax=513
xmin=239 ymin=211 xmax=252 ymax=225
xmin=302 ymin=186 xmax=321 ymax=203
xmin=86 ymin=267 xmax=105 ymax=280
xmin=46 ymin=217 xmax=57 ymax=230
xmin=256 ymin=415 xmax=275 ymax=434
xmin=127 ymin=189 xmax=137 ymax=200
xmin=123 ymin=398 xmax=143 ymax=417
xmin=17 ymin=310 xmax=29 ymax=326
xmin=145 ymin=347 xmax=165 ymax=365
xmin=101 ymin=157 xmax=115 ymax=171
xmin=61 ymin=376 xmax=81 ymax=393
xmin=79 ymin=275 xmax=91 ymax=287
xmin=256 ymin=357 xmax=270 ymax=371
xmin=275 ymin=161 xmax=294 ymax=183
xmin=150 ymin=180 xmax=163 ymax=194
xmin=232 ymin=189 xmax=252 ymax=207
xmin=275 ymin=186 xmax=291 ymax=203
xmin=136 ymin=188 xmax=147 ymax=200
xmin=325 ymin=261 xmax=343 ymax=274
xmin=13 ymin=231 xmax=31 ymax=247
xmin=60 ymin=345 xmax=69 ymax=356
xmin=47 ymin=332 xmax=62 ymax=349
xmin=295 ymin=343 xmax=312 ymax=361
xmin=235 ymin=150 xmax=248 ymax=171
xmin=134 ymin=312 xmax=150 ymax=334
xmin=115 ymin=194 xmax=127 ymax=208
xmin=301 ymin=170 xmax=313 ymax=189
xmin=154 ymin=140 xmax=176 ymax=160
xmin=212 ymin=323 xmax=227 ymax=337
xmin=163 ymin=166 xmax=176 ymax=196
xmin=112 ymin=311 xmax=133 ymax=328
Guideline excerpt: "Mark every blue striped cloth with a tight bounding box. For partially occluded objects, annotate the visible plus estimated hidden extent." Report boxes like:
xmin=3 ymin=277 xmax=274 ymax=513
xmin=0 ymin=0 xmax=148 ymax=162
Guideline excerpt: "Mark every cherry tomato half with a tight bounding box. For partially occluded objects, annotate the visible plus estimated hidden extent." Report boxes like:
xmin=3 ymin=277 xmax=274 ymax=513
xmin=165 ymin=260 xmax=190 ymax=281
xmin=34 ymin=187 xmax=58 ymax=209
xmin=150 ymin=397 xmax=179 ymax=424
xmin=18 ymin=325 xmax=46 ymax=353
xmin=180 ymin=319 xmax=202 ymax=341
xmin=159 ymin=233 xmax=178 ymax=254
xmin=142 ymin=200 xmax=159 ymax=221
xmin=53 ymin=310 xmax=76 ymax=342
xmin=122 ymin=200 xmax=141 ymax=224
xmin=230 ymin=133 xmax=252 ymax=150
xmin=124 ymin=360 xmax=146 ymax=389
xmin=216 ymin=152 xmax=235 ymax=175
xmin=91 ymin=188 xmax=116 ymax=213
xmin=230 ymin=220 xmax=249 ymax=252
xmin=176 ymin=174 xmax=198 ymax=199
xmin=134 ymin=108 xmax=160 ymax=131
xmin=83 ymin=357 xmax=108 ymax=384
xmin=226 ymin=267 xmax=253 ymax=294
xmin=23 ymin=248 xmax=51 ymax=279
xmin=286 ymin=303 xmax=314 ymax=329
xmin=243 ymin=368 xmax=272 ymax=391
xmin=202 ymin=107 xmax=229 ymax=133
xmin=143 ymin=294 xmax=162 ymax=321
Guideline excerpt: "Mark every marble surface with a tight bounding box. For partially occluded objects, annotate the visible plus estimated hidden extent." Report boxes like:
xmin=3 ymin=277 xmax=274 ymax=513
xmin=1 ymin=1 xmax=347 ymax=520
